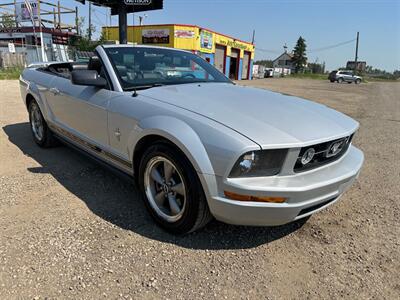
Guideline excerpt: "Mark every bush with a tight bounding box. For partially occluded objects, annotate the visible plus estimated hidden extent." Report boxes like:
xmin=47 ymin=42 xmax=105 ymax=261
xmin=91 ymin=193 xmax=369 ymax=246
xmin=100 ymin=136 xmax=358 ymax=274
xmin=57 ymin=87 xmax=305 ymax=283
xmin=0 ymin=68 xmax=22 ymax=80
xmin=287 ymin=73 xmax=327 ymax=80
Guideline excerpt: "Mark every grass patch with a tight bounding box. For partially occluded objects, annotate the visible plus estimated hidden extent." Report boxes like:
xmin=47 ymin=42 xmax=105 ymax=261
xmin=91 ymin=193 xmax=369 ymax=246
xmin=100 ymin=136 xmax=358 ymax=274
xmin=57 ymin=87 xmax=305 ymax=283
xmin=0 ymin=68 xmax=22 ymax=80
xmin=363 ymin=76 xmax=398 ymax=82
xmin=287 ymin=73 xmax=327 ymax=80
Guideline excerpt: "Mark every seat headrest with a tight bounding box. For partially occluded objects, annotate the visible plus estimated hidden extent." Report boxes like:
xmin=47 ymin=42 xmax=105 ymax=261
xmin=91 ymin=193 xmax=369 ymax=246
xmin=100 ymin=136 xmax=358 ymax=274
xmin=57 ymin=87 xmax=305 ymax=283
xmin=116 ymin=65 xmax=128 ymax=76
xmin=88 ymin=56 xmax=102 ymax=73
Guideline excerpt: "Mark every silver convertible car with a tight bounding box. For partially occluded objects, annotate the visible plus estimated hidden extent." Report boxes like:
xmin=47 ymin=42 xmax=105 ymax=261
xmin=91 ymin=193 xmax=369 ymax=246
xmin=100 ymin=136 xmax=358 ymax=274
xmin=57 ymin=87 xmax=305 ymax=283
xmin=19 ymin=45 xmax=364 ymax=234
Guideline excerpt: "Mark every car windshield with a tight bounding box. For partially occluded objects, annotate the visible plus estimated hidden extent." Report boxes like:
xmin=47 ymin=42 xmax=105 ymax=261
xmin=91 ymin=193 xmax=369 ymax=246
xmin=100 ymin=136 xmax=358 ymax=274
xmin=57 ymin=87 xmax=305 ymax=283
xmin=104 ymin=46 xmax=231 ymax=90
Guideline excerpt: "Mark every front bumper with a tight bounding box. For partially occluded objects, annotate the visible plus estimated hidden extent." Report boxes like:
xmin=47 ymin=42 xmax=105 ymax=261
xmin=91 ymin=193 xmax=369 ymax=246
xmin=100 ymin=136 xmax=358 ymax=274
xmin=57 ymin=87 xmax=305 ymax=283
xmin=207 ymin=146 xmax=364 ymax=226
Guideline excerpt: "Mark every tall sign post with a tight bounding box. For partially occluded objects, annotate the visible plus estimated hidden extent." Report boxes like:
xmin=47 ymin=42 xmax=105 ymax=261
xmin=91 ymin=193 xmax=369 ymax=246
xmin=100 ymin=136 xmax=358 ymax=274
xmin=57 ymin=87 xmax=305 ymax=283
xmin=76 ymin=1 xmax=163 ymax=44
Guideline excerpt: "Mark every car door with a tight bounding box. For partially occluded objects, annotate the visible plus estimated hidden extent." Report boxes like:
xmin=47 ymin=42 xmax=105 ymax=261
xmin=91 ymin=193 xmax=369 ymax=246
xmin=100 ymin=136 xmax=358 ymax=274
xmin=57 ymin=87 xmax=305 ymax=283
xmin=349 ymin=72 xmax=356 ymax=82
xmin=345 ymin=71 xmax=353 ymax=82
xmin=46 ymin=59 xmax=115 ymax=149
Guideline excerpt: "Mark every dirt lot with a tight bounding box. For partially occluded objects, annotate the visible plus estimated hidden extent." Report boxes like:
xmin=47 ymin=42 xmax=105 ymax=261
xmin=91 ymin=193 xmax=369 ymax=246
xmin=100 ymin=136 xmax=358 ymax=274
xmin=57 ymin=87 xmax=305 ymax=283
xmin=0 ymin=78 xmax=399 ymax=299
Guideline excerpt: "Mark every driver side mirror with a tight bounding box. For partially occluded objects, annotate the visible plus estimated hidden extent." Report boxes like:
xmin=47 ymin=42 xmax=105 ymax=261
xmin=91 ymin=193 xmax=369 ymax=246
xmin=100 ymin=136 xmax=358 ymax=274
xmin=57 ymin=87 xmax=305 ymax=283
xmin=71 ymin=70 xmax=107 ymax=87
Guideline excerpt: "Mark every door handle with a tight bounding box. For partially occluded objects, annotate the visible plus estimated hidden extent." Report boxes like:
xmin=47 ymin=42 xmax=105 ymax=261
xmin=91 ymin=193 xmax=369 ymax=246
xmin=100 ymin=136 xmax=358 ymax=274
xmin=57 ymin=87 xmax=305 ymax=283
xmin=49 ymin=87 xmax=60 ymax=95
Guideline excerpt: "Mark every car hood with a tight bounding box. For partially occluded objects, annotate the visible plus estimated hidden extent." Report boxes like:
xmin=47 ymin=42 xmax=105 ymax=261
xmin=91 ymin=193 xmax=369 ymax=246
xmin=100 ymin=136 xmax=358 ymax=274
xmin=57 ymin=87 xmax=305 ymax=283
xmin=142 ymin=83 xmax=359 ymax=148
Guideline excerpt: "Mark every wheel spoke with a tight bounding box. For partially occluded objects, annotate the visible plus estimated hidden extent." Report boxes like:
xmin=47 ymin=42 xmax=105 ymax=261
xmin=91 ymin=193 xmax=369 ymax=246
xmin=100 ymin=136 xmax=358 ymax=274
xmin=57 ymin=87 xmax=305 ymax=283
xmin=37 ymin=125 xmax=44 ymax=138
xmin=171 ymin=183 xmax=185 ymax=196
xmin=168 ymin=194 xmax=181 ymax=215
xmin=151 ymin=168 xmax=164 ymax=185
xmin=34 ymin=109 xmax=40 ymax=122
xmin=154 ymin=191 xmax=166 ymax=206
xmin=164 ymin=162 xmax=174 ymax=182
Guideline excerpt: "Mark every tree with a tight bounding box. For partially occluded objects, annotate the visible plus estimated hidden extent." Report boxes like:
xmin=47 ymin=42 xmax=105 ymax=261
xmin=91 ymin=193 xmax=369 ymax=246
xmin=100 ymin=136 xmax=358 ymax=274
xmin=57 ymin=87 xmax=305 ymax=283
xmin=69 ymin=17 xmax=100 ymax=51
xmin=292 ymin=36 xmax=307 ymax=73
xmin=308 ymin=62 xmax=325 ymax=74
xmin=0 ymin=14 xmax=16 ymax=28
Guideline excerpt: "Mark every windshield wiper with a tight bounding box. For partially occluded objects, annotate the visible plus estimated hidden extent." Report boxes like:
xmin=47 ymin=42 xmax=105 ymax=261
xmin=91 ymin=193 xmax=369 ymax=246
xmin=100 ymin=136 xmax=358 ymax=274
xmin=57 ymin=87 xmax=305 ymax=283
xmin=125 ymin=83 xmax=164 ymax=91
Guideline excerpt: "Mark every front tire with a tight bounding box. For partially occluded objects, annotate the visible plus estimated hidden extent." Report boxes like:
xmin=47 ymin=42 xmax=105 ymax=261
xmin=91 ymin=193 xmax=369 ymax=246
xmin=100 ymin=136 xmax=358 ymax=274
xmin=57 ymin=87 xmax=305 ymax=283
xmin=138 ymin=142 xmax=212 ymax=234
xmin=28 ymin=100 xmax=57 ymax=147
xmin=355 ymin=79 xmax=361 ymax=84
xmin=337 ymin=77 xmax=344 ymax=83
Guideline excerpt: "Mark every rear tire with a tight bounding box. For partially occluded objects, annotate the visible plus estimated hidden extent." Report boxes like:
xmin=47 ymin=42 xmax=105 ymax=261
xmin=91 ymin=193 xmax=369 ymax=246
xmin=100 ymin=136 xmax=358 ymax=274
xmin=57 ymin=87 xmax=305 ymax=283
xmin=138 ymin=142 xmax=212 ymax=234
xmin=28 ymin=100 xmax=58 ymax=148
xmin=329 ymin=79 xmax=335 ymax=83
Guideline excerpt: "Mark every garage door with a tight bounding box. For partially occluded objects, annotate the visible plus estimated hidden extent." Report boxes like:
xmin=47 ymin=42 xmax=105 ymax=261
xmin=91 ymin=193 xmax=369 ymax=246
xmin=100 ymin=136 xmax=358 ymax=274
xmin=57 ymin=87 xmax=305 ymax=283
xmin=214 ymin=45 xmax=226 ymax=73
xmin=242 ymin=51 xmax=250 ymax=79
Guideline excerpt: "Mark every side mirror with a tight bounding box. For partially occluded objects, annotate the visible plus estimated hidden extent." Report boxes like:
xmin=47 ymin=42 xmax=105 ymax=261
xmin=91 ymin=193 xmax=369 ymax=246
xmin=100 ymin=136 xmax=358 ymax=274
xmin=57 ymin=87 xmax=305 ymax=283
xmin=71 ymin=70 xmax=107 ymax=87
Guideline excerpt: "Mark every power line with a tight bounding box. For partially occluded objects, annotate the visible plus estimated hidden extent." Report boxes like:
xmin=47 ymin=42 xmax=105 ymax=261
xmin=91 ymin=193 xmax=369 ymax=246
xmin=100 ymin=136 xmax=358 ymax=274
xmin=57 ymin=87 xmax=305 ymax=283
xmin=255 ymin=48 xmax=281 ymax=54
xmin=308 ymin=39 xmax=356 ymax=53
xmin=255 ymin=38 xmax=356 ymax=56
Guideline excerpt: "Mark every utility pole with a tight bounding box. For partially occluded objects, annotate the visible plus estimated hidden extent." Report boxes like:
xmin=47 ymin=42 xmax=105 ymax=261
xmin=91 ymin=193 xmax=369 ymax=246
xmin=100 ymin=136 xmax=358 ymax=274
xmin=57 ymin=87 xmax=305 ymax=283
xmin=354 ymin=31 xmax=359 ymax=73
xmin=88 ymin=1 xmax=92 ymax=41
xmin=251 ymin=29 xmax=255 ymax=44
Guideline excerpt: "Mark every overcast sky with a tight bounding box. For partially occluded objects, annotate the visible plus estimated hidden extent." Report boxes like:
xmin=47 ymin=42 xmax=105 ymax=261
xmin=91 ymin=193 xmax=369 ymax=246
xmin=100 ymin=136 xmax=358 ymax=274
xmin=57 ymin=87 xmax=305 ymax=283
xmin=57 ymin=0 xmax=400 ymax=72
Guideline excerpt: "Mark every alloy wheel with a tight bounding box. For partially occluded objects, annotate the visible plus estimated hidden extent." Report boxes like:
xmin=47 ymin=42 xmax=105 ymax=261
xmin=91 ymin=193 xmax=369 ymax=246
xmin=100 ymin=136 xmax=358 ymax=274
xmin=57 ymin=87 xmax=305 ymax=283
xmin=144 ymin=156 xmax=187 ymax=222
xmin=30 ymin=103 xmax=44 ymax=141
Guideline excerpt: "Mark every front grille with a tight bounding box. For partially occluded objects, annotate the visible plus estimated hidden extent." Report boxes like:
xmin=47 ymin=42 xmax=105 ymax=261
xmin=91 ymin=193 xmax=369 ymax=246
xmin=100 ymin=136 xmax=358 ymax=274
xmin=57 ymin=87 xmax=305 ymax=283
xmin=294 ymin=134 xmax=353 ymax=173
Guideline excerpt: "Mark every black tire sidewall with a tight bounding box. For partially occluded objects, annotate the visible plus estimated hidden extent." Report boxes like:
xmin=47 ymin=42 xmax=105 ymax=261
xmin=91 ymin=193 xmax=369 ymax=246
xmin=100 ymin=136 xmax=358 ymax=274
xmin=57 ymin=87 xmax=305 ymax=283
xmin=138 ymin=143 xmax=205 ymax=234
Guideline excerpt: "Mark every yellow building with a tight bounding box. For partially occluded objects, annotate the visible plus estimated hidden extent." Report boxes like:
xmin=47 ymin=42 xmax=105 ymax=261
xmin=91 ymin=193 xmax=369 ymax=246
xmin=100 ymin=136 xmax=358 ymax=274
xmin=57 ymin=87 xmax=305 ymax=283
xmin=102 ymin=24 xmax=255 ymax=80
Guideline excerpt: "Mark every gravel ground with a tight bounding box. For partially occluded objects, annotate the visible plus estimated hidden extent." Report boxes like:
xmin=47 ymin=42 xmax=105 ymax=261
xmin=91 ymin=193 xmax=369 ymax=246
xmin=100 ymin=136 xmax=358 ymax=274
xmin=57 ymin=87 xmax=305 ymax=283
xmin=0 ymin=78 xmax=399 ymax=299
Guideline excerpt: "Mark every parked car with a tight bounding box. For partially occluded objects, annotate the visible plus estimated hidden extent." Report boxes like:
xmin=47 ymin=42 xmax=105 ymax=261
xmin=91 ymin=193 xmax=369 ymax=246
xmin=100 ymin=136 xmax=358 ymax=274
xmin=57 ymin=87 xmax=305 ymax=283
xmin=329 ymin=70 xmax=362 ymax=84
xmin=19 ymin=45 xmax=364 ymax=234
xmin=264 ymin=68 xmax=274 ymax=78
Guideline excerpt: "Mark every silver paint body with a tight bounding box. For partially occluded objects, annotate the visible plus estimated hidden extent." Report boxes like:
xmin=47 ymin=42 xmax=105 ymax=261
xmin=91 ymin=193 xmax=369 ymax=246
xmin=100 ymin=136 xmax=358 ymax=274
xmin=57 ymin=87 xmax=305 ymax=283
xmin=19 ymin=45 xmax=364 ymax=226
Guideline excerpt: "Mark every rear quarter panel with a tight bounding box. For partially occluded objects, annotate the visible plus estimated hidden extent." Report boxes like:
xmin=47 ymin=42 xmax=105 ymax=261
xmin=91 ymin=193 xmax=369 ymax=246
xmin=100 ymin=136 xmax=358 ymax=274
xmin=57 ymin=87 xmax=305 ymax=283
xmin=20 ymin=68 xmax=56 ymax=121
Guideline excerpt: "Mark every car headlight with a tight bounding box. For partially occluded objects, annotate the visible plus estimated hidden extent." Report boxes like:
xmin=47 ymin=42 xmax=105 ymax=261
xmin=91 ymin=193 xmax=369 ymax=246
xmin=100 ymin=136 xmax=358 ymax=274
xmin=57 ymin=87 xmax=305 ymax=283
xmin=228 ymin=149 xmax=288 ymax=178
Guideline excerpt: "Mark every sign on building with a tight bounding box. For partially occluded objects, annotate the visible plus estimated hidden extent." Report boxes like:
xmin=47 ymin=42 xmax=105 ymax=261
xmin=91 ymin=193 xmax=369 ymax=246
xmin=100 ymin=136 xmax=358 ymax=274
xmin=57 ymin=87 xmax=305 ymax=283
xmin=8 ymin=43 xmax=16 ymax=53
xmin=15 ymin=1 xmax=38 ymax=22
xmin=174 ymin=30 xmax=195 ymax=39
xmin=124 ymin=0 xmax=152 ymax=4
xmin=142 ymin=29 xmax=170 ymax=44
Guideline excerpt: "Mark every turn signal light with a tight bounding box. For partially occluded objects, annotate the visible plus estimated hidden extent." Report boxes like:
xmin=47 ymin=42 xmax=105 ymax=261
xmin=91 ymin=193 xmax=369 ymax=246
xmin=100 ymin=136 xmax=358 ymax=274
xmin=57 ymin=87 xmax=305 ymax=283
xmin=224 ymin=191 xmax=286 ymax=203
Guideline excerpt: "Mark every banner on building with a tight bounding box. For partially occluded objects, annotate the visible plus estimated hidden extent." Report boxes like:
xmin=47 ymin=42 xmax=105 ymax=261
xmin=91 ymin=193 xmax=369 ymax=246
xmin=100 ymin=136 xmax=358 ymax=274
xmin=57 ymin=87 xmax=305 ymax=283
xmin=15 ymin=1 xmax=38 ymax=23
xmin=174 ymin=30 xmax=195 ymax=39
xmin=200 ymin=30 xmax=213 ymax=50
xmin=142 ymin=29 xmax=170 ymax=44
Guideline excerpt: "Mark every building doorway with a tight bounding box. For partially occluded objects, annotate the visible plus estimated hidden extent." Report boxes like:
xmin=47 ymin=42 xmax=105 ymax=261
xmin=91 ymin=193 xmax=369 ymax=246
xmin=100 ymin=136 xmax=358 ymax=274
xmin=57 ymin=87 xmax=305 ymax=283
xmin=242 ymin=51 xmax=251 ymax=80
xmin=214 ymin=44 xmax=226 ymax=73
xmin=229 ymin=48 xmax=240 ymax=80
